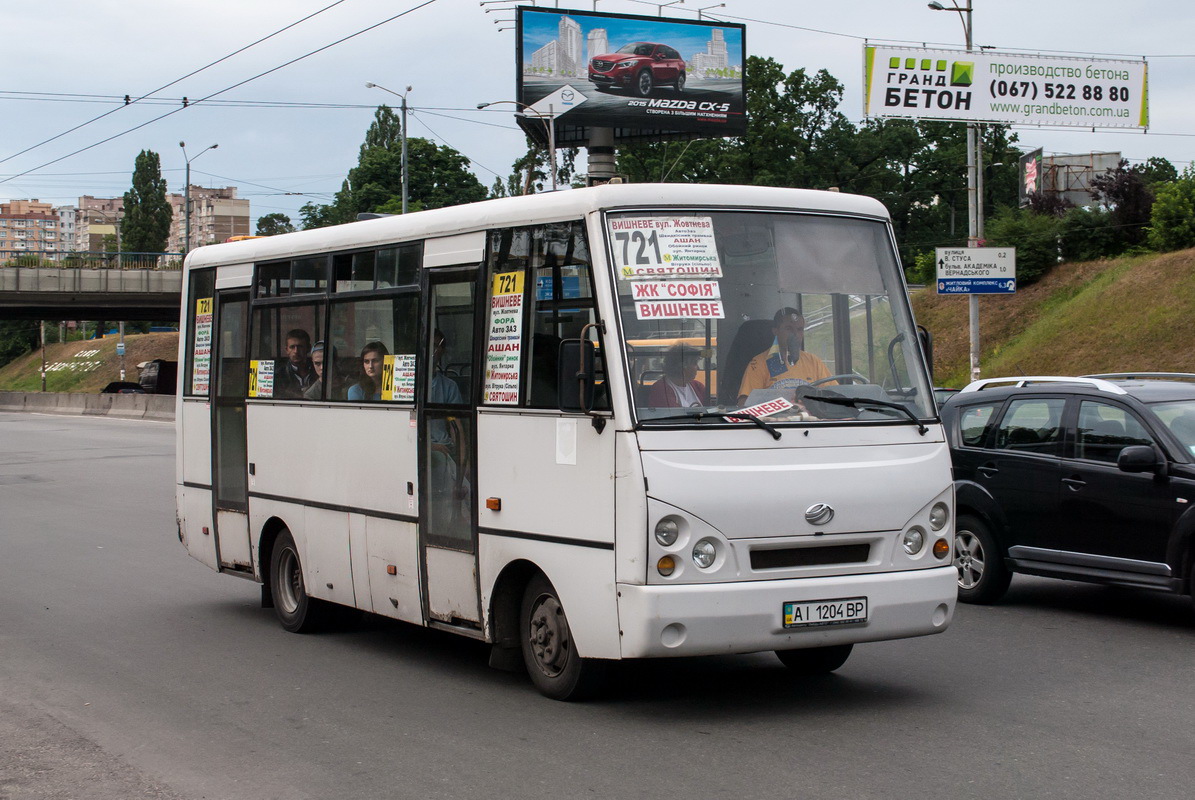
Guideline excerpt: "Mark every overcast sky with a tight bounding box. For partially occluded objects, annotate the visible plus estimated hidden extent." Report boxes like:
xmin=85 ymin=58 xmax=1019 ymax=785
xmin=1 ymin=0 xmax=1190 ymax=231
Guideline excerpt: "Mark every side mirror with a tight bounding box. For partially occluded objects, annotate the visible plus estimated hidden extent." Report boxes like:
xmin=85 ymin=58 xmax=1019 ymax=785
xmin=1117 ymin=445 xmax=1161 ymax=474
xmin=558 ymin=339 xmax=595 ymax=414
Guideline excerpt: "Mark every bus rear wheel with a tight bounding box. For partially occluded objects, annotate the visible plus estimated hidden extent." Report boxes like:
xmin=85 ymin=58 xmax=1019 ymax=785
xmin=775 ymin=644 xmax=853 ymax=674
xmin=520 ymin=574 xmax=606 ymax=700
xmin=270 ymin=529 xmax=327 ymax=633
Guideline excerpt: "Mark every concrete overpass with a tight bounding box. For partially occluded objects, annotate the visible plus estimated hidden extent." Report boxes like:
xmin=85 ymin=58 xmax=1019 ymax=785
xmin=0 ymin=253 xmax=183 ymax=321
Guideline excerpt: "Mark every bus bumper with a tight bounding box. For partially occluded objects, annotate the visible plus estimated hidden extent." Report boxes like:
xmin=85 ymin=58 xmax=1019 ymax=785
xmin=615 ymin=566 xmax=956 ymax=659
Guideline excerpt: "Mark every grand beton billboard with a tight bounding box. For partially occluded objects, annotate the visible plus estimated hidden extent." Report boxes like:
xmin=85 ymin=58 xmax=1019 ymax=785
xmin=864 ymin=46 xmax=1148 ymax=129
xmin=516 ymin=6 xmax=747 ymax=138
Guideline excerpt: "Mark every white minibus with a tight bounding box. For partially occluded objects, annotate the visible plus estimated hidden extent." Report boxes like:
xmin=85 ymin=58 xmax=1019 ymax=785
xmin=175 ymin=183 xmax=956 ymax=699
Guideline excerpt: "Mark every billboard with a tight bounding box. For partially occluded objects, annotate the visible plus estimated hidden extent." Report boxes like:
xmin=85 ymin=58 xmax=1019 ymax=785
xmin=1018 ymin=148 xmax=1043 ymax=207
xmin=864 ymin=46 xmax=1148 ymax=129
xmin=516 ymin=6 xmax=747 ymax=142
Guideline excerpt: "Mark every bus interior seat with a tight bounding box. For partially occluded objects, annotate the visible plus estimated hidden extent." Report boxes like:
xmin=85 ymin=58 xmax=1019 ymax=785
xmin=720 ymin=319 xmax=775 ymax=405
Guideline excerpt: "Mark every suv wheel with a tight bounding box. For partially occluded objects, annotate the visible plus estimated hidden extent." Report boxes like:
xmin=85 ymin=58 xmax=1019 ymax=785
xmin=954 ymin=514 xmax=1011 ymax=604
xmin=636 ymin=69 xmax=654 ymax=97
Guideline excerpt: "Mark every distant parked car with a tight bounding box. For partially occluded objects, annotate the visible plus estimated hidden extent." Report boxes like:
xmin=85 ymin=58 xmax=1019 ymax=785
xmin=100 ymin=381 xmax=145 ymax=394
xmin=137 ymin=359 xmax=178 ymax=394
xmin=589 ymin=42 xmax=686 ymax=96
xmin=941 ymin=373 xmax=1195 ymax=607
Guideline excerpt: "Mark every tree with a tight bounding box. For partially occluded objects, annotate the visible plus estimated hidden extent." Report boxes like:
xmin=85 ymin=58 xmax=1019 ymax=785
xmin=1088 ymin=158 xmax=1156 ymax=249
xmin=121 ymin=150 xmax=173 ymax=253
xmin=301 ymin=106 xmax=488 ymax=229
xmin=1147 ymin=166 xmax=1195 ymax=252
xmin=0 ymin=320 xmax=37 ymax=369
xmin=256 ymin=213 xmax=295 ymax=236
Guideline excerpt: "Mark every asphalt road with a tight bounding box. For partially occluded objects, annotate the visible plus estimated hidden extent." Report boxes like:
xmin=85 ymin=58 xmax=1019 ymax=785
xmin=2 ymin=411 xmax=1194 ymax=799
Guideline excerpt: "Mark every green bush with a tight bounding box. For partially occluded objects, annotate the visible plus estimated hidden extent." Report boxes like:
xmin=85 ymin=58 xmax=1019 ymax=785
xmin=1059 ymin=207 xmax=1124 ymax=262
xmin=1147 ymin=167 xmax=1195 ymax=252
xmin=906 ymin=251 xmax=936 ymax=284
xmin=983 ymin=207 xmax=1061 ymax=284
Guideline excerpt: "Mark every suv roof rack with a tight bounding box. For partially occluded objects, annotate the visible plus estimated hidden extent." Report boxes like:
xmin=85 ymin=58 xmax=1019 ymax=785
xmin=958 ymin=376 xmax=1128 ymax=395
xmin=1082 ymin=372 xmax=1195 ymax=383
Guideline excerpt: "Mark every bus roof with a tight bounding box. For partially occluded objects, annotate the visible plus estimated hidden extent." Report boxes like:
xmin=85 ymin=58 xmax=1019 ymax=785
xmin=183 ymin=183 xmax=891 ymax=272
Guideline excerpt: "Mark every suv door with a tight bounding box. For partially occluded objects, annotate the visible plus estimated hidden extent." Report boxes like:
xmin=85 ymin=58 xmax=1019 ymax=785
xmin=975 ymin=396 xmax=1067 ymax=549
xmin=1055 ymin=399 xmax=1181 ymax=564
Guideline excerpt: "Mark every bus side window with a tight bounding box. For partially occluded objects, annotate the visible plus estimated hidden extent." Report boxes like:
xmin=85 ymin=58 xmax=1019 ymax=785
xmin=524 ymin=222 xmax=606 ymax=409
xmin=249 ymin=302 xmax=325 ymax=400
xmin=328 ymin=294 xmax=419 ymax=402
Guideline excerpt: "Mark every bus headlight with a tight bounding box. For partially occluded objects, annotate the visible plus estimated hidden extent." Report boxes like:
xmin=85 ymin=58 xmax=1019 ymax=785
xmin=655 ymin=517 xmax=680 ymax=547
xmin=692 ymin=538 xmax=717 ymax=569
xmin=929 ymin=503 xmax=950 ymax=531
xmin=902 ymin=526 xmax=926 ymax=555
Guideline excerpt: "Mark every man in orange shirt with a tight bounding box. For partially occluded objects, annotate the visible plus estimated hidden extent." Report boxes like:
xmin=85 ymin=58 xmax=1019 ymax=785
xmin=736 ymin=307 xmax=831 ymax=405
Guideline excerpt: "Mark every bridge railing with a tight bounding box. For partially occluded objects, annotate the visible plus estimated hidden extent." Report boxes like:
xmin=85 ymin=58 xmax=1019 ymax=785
xmin=0 ymin=251 xmax=184 ymax=270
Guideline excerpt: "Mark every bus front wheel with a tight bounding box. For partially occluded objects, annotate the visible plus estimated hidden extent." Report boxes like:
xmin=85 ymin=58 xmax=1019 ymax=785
xmin=269 ymin=529 xmax=327 ymax=633
xmin=775 ymin=644 xmax=853 ymax=674
xmin=520 ymin=574 xmax=606 ymax=700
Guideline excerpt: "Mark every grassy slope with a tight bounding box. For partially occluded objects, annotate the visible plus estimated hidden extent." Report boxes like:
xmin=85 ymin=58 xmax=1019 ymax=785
xmin=0 ymin=332 xmax=180 ymax=393
xmin=913 ymin=247 xmax=1195 ymax=387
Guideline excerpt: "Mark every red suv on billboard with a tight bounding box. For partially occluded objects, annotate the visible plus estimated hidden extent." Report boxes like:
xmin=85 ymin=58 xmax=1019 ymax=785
xmin=589 ymin=42 xmax=686 ymax=97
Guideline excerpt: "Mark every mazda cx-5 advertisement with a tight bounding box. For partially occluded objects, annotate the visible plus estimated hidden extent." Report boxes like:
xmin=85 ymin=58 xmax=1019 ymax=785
xmin=516 ymin=6 xmax=747 ymax=139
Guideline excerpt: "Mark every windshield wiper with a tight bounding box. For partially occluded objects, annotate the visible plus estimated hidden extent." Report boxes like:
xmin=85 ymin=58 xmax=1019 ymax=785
xmin=802 ymin=392 xmax=928 ymax=435
xmin=642 ymin=411 xmax=782 ymax=440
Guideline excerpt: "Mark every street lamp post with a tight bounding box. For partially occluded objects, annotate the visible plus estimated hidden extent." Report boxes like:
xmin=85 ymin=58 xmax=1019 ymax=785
xmin=696 ymin=3 xmax=725 ymax=19
xmin=179 ymin=141 xmax=219 ymax=253
xmin=365 ymin=83 xmax=412 ymax=213
xmin=929 ymin=0 xmax=981 ymax=382
xmin=477 ymin=100 xmax=556 ymax=191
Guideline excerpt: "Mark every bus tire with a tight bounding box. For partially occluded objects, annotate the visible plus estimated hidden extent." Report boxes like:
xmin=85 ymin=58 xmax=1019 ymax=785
xmin=520 ymin=574 xmax=606 ymax=700
xmin=775 ymin=644 xmax=853 ymax=674
xmin=269 ymin=529 xmax=327 ymax=633
xmin=954 ymin=514 xmax=1011 ymax=604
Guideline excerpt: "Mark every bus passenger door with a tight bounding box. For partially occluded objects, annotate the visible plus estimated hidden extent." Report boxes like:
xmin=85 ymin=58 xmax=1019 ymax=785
xmin=419 ymin=269 xmax=482 ymax=627
xmin=210 ymin=290 xmax=253 ymax=573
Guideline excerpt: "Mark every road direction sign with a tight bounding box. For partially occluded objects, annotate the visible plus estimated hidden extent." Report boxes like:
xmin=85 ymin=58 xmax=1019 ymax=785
xmin=935 ymin=247 xmax=1017 ymax=294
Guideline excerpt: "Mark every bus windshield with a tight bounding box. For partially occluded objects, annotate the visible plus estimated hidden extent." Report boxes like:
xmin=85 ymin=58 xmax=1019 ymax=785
xmin=607 ymin=210 xmax=933 ymax=426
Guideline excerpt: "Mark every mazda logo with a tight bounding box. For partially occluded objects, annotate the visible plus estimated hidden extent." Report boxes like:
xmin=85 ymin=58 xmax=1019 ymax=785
xmin=805 ymin=503 xmax=834 ymax=526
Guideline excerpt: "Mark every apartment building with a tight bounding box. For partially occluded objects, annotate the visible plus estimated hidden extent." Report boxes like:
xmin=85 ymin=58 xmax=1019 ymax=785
xmin=0 ymin=199 xmax=61 ymax=261
xmin=167 ymin=185 xmax=250 ymax=253
xmin=77 ymin=196 xmax=125 ymax=252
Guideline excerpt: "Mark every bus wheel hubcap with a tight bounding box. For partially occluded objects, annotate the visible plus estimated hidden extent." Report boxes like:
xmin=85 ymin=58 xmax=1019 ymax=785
xmin=529 ymin=595 xmax=569 ymax=677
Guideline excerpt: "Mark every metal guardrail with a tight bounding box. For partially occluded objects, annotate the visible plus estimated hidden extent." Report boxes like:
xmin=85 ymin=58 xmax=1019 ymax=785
xmin=0 ymin=250 xmax=183 ymax=270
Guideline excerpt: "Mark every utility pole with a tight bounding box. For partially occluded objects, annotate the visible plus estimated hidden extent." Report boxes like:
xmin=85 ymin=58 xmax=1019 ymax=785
xmin=40 ymin=320 xmax=46 ymax=392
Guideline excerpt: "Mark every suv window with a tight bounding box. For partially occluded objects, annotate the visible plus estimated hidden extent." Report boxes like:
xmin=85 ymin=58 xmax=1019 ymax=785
xmin=1076 ymin=400 xmax=1154 ymax=463
xmin=959 ymin=403 xmax=999 ymax=447
xmin=994 ymin=397 xmax=1065 ymax=455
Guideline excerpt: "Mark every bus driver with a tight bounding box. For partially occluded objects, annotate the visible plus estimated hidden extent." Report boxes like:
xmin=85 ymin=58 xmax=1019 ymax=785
xmin=736 ymin=307 xmax=832 ymax=405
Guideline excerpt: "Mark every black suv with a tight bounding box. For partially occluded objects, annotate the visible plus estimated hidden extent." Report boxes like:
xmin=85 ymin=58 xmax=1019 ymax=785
xmin=941 ymin=374 xmax=1195 ymax=606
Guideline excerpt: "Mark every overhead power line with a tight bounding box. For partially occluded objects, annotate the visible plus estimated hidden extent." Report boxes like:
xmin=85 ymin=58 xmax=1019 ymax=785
xmin=0 ymin=0 xmax=441 ymax=189
xmin=0 ymin=0 xmax=351 ymax=167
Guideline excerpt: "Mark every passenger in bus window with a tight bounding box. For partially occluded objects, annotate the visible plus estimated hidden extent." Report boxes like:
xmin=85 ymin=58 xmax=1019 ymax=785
xmin=648 ymin=343 xmax=707 ymax=408
xmin=347 ymin=340 xmax=388 ymax=401
xmin=430 ymin=330 xmax=464 ymax=406
xmin=275 ymin=328 xmax=316 ymax=399
xmin=303 ymin=341 xmax=334 ymax=400
xmin=736 ymin=307 xmax=831 ymax=405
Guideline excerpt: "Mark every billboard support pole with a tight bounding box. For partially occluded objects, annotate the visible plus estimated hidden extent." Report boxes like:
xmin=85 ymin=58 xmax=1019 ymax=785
xmin=587 ymin=127 xmax=616 ymax=183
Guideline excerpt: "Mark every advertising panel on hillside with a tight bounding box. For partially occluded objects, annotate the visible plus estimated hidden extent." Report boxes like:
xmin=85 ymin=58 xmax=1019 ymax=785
xmin=516 ymin=6 xmax=747 ymax=138
xmin=864 ymin=46 xmax=1148 ymax=129
xmin=1019 ymin=148 xmax=1043 ymax=207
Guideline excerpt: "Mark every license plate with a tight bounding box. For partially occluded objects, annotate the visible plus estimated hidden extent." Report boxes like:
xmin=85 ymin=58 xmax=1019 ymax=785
xmin=783 ymin=597 xmax=868 ymax=628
